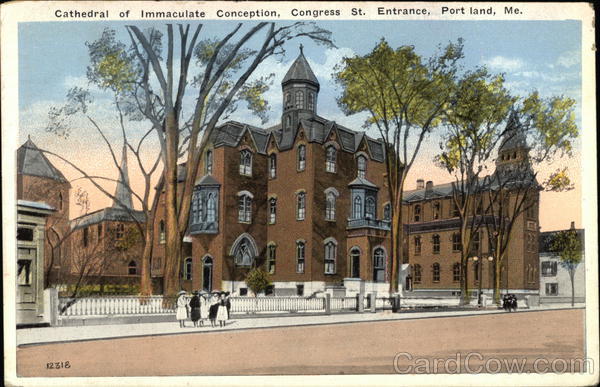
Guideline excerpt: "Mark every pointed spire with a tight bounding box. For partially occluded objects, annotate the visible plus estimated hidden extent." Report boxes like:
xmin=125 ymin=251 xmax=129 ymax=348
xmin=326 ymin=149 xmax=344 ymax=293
xmin=112 ymin=145 xmax=133 ymax=210
xmin=282 ymin=45 xmax=319 ymax=91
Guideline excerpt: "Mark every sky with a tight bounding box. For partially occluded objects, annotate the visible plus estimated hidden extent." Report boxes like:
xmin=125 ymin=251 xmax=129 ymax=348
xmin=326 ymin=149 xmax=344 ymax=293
xmin=18 ymin=20 xmax=582 ymax=231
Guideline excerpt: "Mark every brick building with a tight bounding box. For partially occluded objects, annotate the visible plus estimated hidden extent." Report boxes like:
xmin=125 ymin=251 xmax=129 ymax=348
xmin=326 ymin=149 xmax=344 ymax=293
xmin=152 ymin=48 xmax=392 ymax=296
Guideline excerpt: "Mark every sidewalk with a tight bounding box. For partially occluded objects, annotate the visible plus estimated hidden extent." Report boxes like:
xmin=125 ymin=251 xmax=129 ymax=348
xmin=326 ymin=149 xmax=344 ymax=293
xmin=16 ymin=303 xmax=585 ymax=347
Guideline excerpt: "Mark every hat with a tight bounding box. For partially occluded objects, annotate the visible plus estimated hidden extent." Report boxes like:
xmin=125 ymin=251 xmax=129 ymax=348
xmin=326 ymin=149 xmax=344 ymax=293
xmin=177 ymin=290 xmax=186 ymax=295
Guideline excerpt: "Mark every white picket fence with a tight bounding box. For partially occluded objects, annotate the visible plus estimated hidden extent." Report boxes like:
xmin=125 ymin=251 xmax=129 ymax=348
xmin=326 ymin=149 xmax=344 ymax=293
xmin=231 ymin=296 xmax=325 ymax=314
xmin=59 ymin=295 xmax=179 ymax=316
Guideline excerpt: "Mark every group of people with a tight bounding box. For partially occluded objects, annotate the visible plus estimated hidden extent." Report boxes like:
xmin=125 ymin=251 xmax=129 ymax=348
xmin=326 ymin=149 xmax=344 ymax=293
xmin=502 ymin=294 xmax=518 ymax=312
xmin=176 ymin=290 xmax=231 ymax=328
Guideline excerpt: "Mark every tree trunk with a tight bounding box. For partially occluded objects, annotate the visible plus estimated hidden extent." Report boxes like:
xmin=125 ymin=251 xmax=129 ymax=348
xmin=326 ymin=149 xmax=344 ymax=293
xmin=139 ymin=220 xmax=155 ymax=296
xmin=494 ymin=257 xmax=503 ymax=305
xmin=388 ymin=202 xmax=402 ymax=295
xmin=570 ymin=270 xmax=575 ymax=307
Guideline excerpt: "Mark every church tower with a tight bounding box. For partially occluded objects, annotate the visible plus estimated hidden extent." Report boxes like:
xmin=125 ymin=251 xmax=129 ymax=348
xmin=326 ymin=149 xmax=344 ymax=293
xmin=281 ymin=45 xmax=320 ymax=135
xmin=112 ymin=145 xmax=134 ymax=210
xmin=496 ymin=110 xmax=531 ymax=174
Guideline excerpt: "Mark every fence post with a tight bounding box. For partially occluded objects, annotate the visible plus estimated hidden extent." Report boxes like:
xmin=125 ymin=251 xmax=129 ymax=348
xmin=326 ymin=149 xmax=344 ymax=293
xmin=392 ymin=294 xmax=401 ymax=313
xmin=370 ymin=292 xmax=377 ymax=313
xmin=325 ymin=293 xmax=331 ymax=315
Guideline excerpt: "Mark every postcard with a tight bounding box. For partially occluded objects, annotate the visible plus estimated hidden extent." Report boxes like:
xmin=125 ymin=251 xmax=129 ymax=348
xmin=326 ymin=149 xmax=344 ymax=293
xmin=2 ymin=1 xmax=597 ymax=386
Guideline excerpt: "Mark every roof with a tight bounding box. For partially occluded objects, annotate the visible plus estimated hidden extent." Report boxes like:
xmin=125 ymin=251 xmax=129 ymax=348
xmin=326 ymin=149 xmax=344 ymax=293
xmin=70 ymin=206 xmax=146 ymax=230
xmin=282 ymin=48 xmax=319 ymax=90
xmin=499 ymin=111 xmax=528 ymax=152
xmin=539 ymin=228 xmax=585 ymax=253
xmin=348 ymin=176 xmax=378 ymax=189
xmin=195 ymin=174 xmax=221 ymax=186
xmin=17 ymin=138 xmax=69 ymax=184
xmin=211 ymin=121 xmax=269 ymax=154
xmin=17 ymin=199 xmax=55 ymax=212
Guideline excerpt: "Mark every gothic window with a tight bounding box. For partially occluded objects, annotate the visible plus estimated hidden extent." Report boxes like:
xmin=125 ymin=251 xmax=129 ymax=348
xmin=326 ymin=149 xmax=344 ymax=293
xmin=128 ymin=260 xmax=137 ymax=275
xmin=206 ymin=193 xmax=216 ymax=222
xmin=59 ymin=192 xmax=64 ymax=211
xmin=353 ymin=195 xmax=362 ymax=219
xmin=414 ymin=205 xmax=421 ymax=222
xmin=183 ymin=257 xmax=192 ymax=280
xmin=269 ymin=153 xmax=277 ymax=178
xmin=297 ymin=145 xmax=306 ymax=171
xmin=325 ymin=146 xmax=337 ymax=173
xmin=117 ymin=223 xmax=125 ymax=241
xmin=432 ymin=263 xmax=440 ymax=282
xmin=413 ymin=264 xmax=422 ymax=283
xmin=357 ymin=155 xmax=367 ymax=178
xmin=267 ymin=244 xmax=276 ymax=274
xmin=191 ymin=192 xmax=203 ymax=224
xmin=432 ymin=234 xmax=441 ymax=253
xmin=285 ymin=92 xmax=291 ymax=109
xmin=296 ymin=192 xmax=306 ymax=220
xmin=269 ymin=198 xmax=277 ymax=224
xmin=158 ymin=220 xmax=165 ymax=243
xmin=205 ymin=150 xmax=213 ymax=175
xmin=433 ymin=201 xmax=441 ymax=220
xmin=383 ymin=203 xmax=391 ymax=221
xmin=238 ymin=195 xmax=252 ymax=223
xmin=365 ymin=197 xmax=376 ymax=219
xmin=453 ymin=263 xmax=461 ymax=282
xmin=324 ymin=240 xmax=337 ymax=274
xmin=325 ymin=191 xmax=336 ymax=221
xmin=307 ymin=92 xmax=315 ymax=111
xmin=452 ymin=233 xmax=461 ymax=252
xmin=414 ymin=235 xmax=422 ymax=255
xmin=373 ymin=248 xmax=386 ymax=283
xmin=234 ymin=239 xmax=254 ymax=266
xmin=295 ymin=90 xmax=304 ymax=109
xmin=350 ymin=248 xmax=360 ymax=278
xmin=239 ymin=150 xmax=252 ymax=176
xmin=296 ymin=241 xmax=305 ymax=273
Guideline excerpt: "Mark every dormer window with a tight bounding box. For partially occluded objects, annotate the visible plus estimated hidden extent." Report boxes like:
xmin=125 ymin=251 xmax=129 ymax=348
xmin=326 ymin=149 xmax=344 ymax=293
xmin=357 ymin=155 xmax=367 ymax=178
xmin=297 ymin=145 xmax=306 ymax=171
xmin=285 ymin=92 xmax=291 ymax=109
xmin=269 ymin=154 xmax=277 ymax=179
xmin=295 ymin=90 xmax=304 ymax=109
xmin=325 ymin=146 xmax=337 ymax=173
xmin=239 ymin=150 xmax=252 ymax=176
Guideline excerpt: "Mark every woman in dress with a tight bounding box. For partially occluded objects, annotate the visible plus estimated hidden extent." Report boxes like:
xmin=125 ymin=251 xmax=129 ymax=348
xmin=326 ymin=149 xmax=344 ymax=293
xmin=189 ymin=291 xmax=201 ymax=327
xmin=199 ymin=292 xmax=210 ymax=326
xmin=208 ymin=292 xmax=220 ymax=328
xmin=216 ymin=292 xmax=229 ymax=327
xmin=175 ymin=290 xmax=189 ymax=328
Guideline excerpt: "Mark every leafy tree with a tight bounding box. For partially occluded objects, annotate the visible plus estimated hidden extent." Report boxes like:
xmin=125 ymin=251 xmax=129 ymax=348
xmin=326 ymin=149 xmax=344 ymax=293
xmin=245 ymin=268 xmax=271 ymax=297
xmin=550 ymin=228 xmax=583 ymax=306
xmin=335 ymin=38 xmax=464 ymax=293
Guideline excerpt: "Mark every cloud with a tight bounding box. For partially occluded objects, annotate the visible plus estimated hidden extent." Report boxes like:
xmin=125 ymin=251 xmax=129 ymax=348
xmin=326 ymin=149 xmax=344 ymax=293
xmin=307 ymin=47 xmax=356 ymax=81
xmin=481 ymin=55 xmax=525 ymax=72
xmin=556 ymin=50 xmax=580 ymax=68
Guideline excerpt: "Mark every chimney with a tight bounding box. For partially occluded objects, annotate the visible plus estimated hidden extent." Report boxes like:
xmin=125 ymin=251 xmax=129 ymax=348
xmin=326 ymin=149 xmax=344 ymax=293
xmin=416 ymin=179 xmax=424 ymax=190
xmin=425 ymin=181 xmax=433 ymax=192
xmin=570 ymin=221 xmax=575 ymax=230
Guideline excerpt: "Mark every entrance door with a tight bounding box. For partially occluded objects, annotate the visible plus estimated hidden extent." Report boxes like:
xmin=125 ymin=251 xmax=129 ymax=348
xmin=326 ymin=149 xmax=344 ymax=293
xmin=202 ymin=257 xmax=213 ymax=292
xmin=350 ymin=249 xmax=360 ymax=278
xmin=17 ymin=247 xmax=36 ymax=303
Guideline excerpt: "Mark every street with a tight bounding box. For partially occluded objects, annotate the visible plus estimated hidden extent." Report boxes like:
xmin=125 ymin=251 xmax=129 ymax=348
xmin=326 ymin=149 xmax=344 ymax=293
xmin=17 ymin=309 xmax=585 ymax=376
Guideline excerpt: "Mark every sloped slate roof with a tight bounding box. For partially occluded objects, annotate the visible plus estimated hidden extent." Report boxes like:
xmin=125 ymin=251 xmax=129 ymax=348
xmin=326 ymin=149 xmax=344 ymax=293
xmin=17 ymin=138 xmax=69 ymax=183
xmin=195 ymin=174 xmax=221 ymax=186
xmin=403 ymin=182 xmax=455 ymax=203
xmin=70 ymin=207 xmax=146 ymax=230
xmin=282 ymin=50 xmax=319 ymax=90
xmin=348 ymin=176 xmax=378 ymax=189
xmin=211 ymin=121 xmax=269 ymax=154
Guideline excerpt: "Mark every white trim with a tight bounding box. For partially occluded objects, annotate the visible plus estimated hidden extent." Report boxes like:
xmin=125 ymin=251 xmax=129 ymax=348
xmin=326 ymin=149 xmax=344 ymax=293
xmin=229 ymin=232 xmax=259 ymax=257
xmin=349 ymin=245 xmax=362 ymax=254
xmin=236 ymin=190 xmax=254 ymax=199
xmin=323 ymin=140 xmax=340 ymax=150
xmin=202 ymin=254 xmax=213 ymax=263
xmin=323 ymin=237 xmax=338 ymax=245
xmin=324 ymin=187 xmax=340 ymax=197
xmin=354 ymin=151 xmax=370 ymax=160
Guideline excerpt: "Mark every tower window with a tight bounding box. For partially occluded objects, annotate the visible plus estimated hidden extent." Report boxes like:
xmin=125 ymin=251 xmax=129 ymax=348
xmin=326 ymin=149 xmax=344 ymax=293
xmin=308 ymin=92 xmax=315 ymax=111
xmin=205 ymin=150 xmax=213 ymax=175
xmin=295 ymin=90 xmax=304 ymax=109
xmin=357 ymin=155 xmax=367 ymax=178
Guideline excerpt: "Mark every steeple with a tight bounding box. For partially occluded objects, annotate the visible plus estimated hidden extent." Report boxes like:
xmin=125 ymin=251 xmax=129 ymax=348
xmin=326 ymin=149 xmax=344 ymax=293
xmin=281 ymin=45 xmax=320 ymax=135
xmin=112 ymin=145 xmax=133 ymax=210
xmin=496 ymin=110 xmax=531 ymax=173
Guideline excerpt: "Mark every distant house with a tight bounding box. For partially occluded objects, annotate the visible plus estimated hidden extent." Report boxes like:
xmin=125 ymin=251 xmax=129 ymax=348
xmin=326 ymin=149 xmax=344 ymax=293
xmin=538 ymin=222 xmax=585 ymax=304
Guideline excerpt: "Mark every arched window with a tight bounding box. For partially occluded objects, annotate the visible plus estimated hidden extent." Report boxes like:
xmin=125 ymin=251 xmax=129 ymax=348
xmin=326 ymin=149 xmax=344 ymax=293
xmin=324 ymin=239 xmax=337 ymax=274
xmin=353 ymin=196 xmax=362 ymax=219
xmin=267 ymin=243 xmax=276 ymax=274
xmin=297 ymin=145 xmax=306 ymax=171
xmin=205 ymin=150 xmax=213 ymax=175
xmin=158 ymin=220 xmax=165 ymax=243
xmin=432 ymin=263 xmax=440 ymax=282
xmin=238 ymin=195 xmax=252 ymax=223
xmin=206 ymin=193 xmax=216 ymax=222
xmin=414 ymin=235 xmax=422 ymax=255
xmin=295 ymin=90 xmax=304 ymax=109
xmin=234 ymin=238 xmax=254 ymax=266
xmin=433 ymin=201 xmax=441 ymax=220
xmin=373 ymin=248 xmax=386 ymax=282
xmin=128 ymin=260 xmax=137 ymax=275
xmin=365 ymin=197 xmax=376 ymax=219
xmin=296 ymin=241 xmax=305 ymax=273
xmin=453 ymin=262 xmax=461 ymax=282
xmin=307 ymin=92 xmax=315 ymax=111
xmin=285 ymin=92 xmax=291 ymax=109
xmin=413 ymin=264 xmax=422 ymax=283
xmin=383 ymin=203 xmax=391 ymax=221
xmin=357 ymin=155 xmax=367 ymax=178
xmin=432 ymin=234 xmax=440 ymax=253
xmin=350 ymin=248 xmax=360 ymax=278
xmin=414 ymin=205 xmax=421 ymax=222
xmin=116 ymin=223 xmax=125 ymax=241
xmin=296 ymin=192 xmax=306 ymax=220
xmin=269 ymin=198 xmax=277 ymax=224
xmin=239 ymin=150 xmax=252 ymax=176
xmin=183 ymin=257 xmax=193 ymax=280
xmin=325 ymin=146 xmax=337 ymax=172
xmin=269 ymin=153 xmax=277 ymax=179
xmin=325 ymin=192 xmax=336 ymax=221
